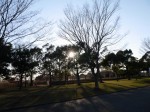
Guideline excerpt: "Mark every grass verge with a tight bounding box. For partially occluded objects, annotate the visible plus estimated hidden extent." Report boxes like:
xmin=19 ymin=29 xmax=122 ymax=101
xmin=0 ymin=78 xmax=150 ymax=111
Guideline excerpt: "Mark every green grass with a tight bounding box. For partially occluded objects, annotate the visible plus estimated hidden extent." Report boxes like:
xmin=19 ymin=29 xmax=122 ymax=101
xmin=0 ymin=78 xmax=150 ymax=110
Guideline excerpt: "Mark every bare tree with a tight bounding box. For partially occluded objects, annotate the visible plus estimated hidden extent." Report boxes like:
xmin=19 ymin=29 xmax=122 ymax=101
xmin=0 ymin=0 xmax=52 ymax=46
xmin=141 ymin=37 xmax=150 ymax=53
xmin=59 ymin=0 xmax=122 ymax=90
xmin=0 ymin=0 xmax=52 ymax=80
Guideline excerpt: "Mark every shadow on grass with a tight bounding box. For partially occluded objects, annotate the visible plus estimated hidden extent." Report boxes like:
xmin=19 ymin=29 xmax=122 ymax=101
xmin=136 ymin=78 xmax=150 ymax=84
xmin=1 ymin=78 xmax=150 ymax=111
xmin=8 ymin=86 xmax=150 ymax=112
xmin=0 ymin=86 xmax=77 ymax=111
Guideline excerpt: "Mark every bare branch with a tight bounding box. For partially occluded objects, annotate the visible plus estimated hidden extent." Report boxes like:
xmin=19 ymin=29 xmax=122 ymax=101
xmin=141 ymin=37 xmax=150 ymax=54
xmin=59 ymin=0 xmax=122 ymax=59
xmin=0 ymin=0 xmax=52 ymax=46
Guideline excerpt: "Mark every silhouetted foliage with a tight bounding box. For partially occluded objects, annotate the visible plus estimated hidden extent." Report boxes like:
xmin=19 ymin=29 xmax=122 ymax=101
xmin=0 ymin=38 xmax=12 ymax=79
xmin=140 ymin=51 xmax=150 ymax=73
xmin=41 ymin=44 xmax=55 ymax=87
xmin=101 ymin=49 xmax=140 ymax=80
xmin=12 ymin=47 xmax=30 ymax=89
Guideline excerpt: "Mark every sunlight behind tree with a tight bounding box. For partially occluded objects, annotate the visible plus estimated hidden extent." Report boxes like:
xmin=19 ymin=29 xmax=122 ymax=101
xmin=68 ymin=51 xmax=76 ymax=58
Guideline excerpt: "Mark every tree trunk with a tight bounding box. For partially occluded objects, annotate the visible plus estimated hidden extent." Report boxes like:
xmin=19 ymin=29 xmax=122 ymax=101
xmin=91 ymin=67 xmax=99 ymax=90
xmin=30 ymin=72 xmax=33 ymax=86
xmin=116 ymin=74 xmax=119 ymax=81
xmin=97 ymin=67 xmax=103 ymax=83
xmin=65 ymin=63 xmax=69 ymax=84
xmin=19 ymin=74 xmax=23 ymax=90
xmin=25 ymin=73 xmax=27 ymax=87
xmin=65 ymin=70 xmax=67 ymax=84
xmin=96 ymin=59 xmax=103 ymax=83
xmin=49 ymin=71 xmax=52 ymax=87
xmin=128 ymin=75 xmax=131 ymax=80
xmin=76 ymin=66 xmax=80 ymax=86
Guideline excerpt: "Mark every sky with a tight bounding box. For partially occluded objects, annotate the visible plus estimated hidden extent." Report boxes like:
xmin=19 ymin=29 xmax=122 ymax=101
xmin=32 ymin=0 xmax=150 ymax=59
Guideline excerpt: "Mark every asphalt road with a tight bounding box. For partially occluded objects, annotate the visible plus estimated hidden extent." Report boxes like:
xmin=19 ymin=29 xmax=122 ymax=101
xmin=2 ymin=87 xmax=150 ymax=112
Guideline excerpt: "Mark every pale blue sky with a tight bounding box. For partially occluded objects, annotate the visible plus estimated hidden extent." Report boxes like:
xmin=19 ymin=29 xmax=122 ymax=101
xmin=33 ymin=0 xmax=150 ymax=58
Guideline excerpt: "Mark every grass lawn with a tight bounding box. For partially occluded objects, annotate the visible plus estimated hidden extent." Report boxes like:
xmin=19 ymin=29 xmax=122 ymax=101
xmin=0 ymin=78 xmax=150 ymax=111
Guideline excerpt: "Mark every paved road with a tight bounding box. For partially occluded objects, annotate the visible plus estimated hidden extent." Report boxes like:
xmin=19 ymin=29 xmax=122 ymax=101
xmin=3 ymin=87 xmax=150 ymax=112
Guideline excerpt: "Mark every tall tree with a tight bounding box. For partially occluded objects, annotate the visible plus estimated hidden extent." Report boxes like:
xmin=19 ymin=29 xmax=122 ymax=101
xmin=52 ymin=46 xmax=67 ymax=82
xmin=59 ymin=0 xmax=121 ymax=90
xmin=42 ymin=44 xmax=55 ymax=87
xmin=140 ymin=51 xmax=150 ymax=75
xmin=0 ymin=38 xmax=12 ymax=79
xmin=115 ymin=49 xmax=135 ymax=80
xmin=28 ymin=47 xmax=42 ymax=86
xmin=0 ymin=0 xmax=52 ymax=80
xmin=67 ymin=45 xmax=82 ymax=85
xmin=12 ymin=47 xmax=30 ymax=89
